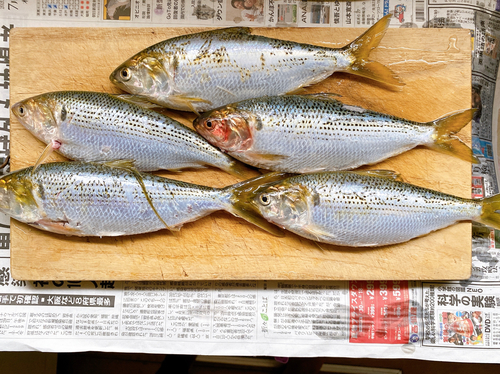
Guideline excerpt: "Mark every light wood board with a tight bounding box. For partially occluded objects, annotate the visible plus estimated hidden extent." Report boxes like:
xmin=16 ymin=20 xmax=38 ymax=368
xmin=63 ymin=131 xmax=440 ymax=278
xmin=10 ymin=27 xmax=473 ymax=280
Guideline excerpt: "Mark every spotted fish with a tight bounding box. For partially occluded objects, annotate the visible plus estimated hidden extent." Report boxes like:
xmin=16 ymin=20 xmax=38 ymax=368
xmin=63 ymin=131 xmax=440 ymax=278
xmin=109 ymin=14 xmax=402 ymax=112
xmin=240 ymin=170 xmax=500 ymax=247
xmin=193 ymin=94 xmax=477 ymax=173
xmin=0 ymin=160 xmax=285 ymax=237
xmin=11 ymin=91 xmax=252 ymax=177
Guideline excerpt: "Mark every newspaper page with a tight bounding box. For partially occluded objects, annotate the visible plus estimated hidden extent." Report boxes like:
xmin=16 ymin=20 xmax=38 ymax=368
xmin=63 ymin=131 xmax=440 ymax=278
xmin=2 ymin=0 xmax=500 ymax=363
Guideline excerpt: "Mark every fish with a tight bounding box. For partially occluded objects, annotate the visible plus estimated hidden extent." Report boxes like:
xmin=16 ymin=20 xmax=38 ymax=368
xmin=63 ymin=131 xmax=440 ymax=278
xmin=11 ymin=91 xmax=252 ymax=178
xmin=0 ymin=160 xmax=285 ymax=237
xmin=238 ymin=170 xmax=500 ymax=247
xmin=109 ymin=14 xmax=402 ymax=113
xmin=193 ymin=94 xmax=478 ymax=173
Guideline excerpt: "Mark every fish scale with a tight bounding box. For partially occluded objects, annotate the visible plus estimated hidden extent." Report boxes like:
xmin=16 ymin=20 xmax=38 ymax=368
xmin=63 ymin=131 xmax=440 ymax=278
xmin=248 ymin=171 xmax=490 ymax=247
xmin=12 ymin=91 xmax=250 ymax=177
xmin=194 ymin=95 xmax=476 ymax=173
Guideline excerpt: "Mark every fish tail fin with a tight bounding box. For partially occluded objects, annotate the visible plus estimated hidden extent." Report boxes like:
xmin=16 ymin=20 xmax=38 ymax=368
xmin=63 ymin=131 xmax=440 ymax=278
xmin=428 ymin=108 xmax=479 ymax=164
xmin=479 ymin=195 xmax=500 ymax=229
xmin=342 ymin=14 xmax=404 ymax=87
xmin=223 ymin=172 xmax=291 ymax=236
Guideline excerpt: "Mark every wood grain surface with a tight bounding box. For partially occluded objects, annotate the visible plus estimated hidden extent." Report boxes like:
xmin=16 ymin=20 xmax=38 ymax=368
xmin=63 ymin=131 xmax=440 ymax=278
xmin=9 ymin=27 xmax=473 ymax=280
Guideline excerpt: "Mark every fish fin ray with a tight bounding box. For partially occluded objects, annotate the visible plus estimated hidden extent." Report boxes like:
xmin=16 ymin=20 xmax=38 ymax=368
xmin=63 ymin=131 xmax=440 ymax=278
xmin=479 ymin=195 xmax=500 ymax=229
xmin=114 ymin=94 xmax=163 ymax=109
xmin=343 ymin=14 xmax=404 ymax=87
xmin=285 ymin=87 xmax=310 ymax=95
xmin=168 ymin=94 xmax=212 ymax=114
xmin=99 ymin=159 xmax=137 ymax=170
xmin=224 ymin=172 xmax=293 ymax=236
xmin=313 ymin=241 xmax=327 ymax=252
xmin=214 ymin=27 xmax=252 ymax=36
xmin=227 ymin=205 xmax=285 ymax=237
xmin=100 ymin=160 xmax=175 ymax=232
xmin=34 ymin=219 xmax=86 ymax=236
xmin=302 ymin=224 xmax=332 ymax=242
xmin=428 ymin=108 xmax=479 ymax=164
xmin=32 ymin=142 xmax=57 ymax=175
xmin=248 ymin=152 xmax=288 ymax=162
xmin=223 ymin=159 xmax=259 ymax=179
xmin=300 ymin=92 xmax=343 ymax=100
xmin=349 ymin=169 xmax=403 ymax=182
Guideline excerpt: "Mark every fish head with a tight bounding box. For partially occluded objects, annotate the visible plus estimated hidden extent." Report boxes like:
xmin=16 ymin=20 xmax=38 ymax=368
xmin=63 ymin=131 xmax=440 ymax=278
xmin=110 ymin=52 xmax=173 ymax=101
xmin=0 ymin=170 xmax=41 ymax=224
xmin=253 ymin=182 xmax=317 ymax=229
xmin=12 ymin=94 xmax=65 ymax=144
xmin=193 ymin=107 xmax=255 ymax=152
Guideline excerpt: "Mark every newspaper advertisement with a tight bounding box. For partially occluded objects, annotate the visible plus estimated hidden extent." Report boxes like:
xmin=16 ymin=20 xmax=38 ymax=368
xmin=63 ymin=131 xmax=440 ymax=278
xmin=422 ymin=282 xmax=500 ymax=348
xmin=2 ymin=0 xmax=500 ymax=363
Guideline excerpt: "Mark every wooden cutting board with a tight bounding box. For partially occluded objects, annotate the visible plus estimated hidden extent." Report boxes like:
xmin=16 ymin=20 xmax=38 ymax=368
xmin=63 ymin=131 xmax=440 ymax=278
xmin=9 ymin=27 xmax=473 ymax=281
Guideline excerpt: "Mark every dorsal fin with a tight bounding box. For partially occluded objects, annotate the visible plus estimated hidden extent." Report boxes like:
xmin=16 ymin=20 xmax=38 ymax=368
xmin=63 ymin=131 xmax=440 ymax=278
xmin=214 ymin=27 xmax=252 ymax=36
xmin=300 ymin=93 xmax=343 ymax=101
xmin=349 ymin=169 xmax=403 ymax=182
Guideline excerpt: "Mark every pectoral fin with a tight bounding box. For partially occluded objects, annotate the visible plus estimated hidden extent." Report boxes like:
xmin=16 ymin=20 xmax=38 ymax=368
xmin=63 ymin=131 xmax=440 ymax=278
xmin=34 ymin=218 xmax=86 ymax=236
xmin=301 ymin=224 xmax=333 ymax=242
xmin=114 ymin=94 xmax=163 ymax=109
xmin=168 ymin=94 xmax=212 ymax=115
xmin=32 ymin=140 xmax=61 ymax=174
xmin=235 ymin=151 xmax=289 ymax=170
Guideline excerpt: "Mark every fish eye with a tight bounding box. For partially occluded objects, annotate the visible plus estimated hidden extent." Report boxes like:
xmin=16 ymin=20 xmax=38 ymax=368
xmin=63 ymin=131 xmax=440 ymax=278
xmin=259 ymin=194 xmax=271 ymax=206
xmin=120 ymin=67 xmax=132 ymax=82
xmin=206 ymin=120 xmax=213 ymax=129
xmin=17 ymin=105 xmax=26 ymax=117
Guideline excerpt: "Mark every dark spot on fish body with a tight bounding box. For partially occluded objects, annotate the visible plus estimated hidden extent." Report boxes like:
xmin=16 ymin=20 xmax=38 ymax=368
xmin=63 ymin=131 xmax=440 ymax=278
xmin=255 ymin=118 xmax=263 ymax=131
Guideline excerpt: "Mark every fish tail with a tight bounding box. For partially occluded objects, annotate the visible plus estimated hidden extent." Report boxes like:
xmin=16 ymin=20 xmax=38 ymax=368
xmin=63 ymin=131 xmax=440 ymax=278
xmin=428 ymin=108 xmax=479 ymax=164
xmin=222 ymin=172 xmax=292 ymax=236
xmin=342 ymin=14 xmax=404 ymax=86
xmin=479 ymin=195 xmax=500 ymax=229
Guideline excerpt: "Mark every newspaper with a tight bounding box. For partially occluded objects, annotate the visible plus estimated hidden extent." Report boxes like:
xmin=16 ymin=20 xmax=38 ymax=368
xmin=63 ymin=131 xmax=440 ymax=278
xmin=2 ymin=0 xmax=500 ymax=363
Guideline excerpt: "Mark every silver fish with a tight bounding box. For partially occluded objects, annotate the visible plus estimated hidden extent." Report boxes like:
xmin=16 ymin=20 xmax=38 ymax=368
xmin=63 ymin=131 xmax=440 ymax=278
xmin=241 ymin=170 xmax=500 ymax=247
xmin=11 ymin=91 xmax=251 ymax=177
xmin=109 ymin=14 xmax=402 ymax=112
xmin=0 ymin=160 xmax=284 ymax=237
xmin=193 ymin=94 xmax=477 ymax=172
